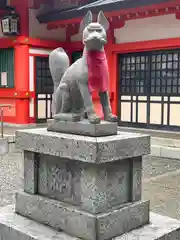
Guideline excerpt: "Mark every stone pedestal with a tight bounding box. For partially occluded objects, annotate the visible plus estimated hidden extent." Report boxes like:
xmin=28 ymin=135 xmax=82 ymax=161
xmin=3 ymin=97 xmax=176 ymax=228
xmin=0 ymin=125 xmax=180 ymax=240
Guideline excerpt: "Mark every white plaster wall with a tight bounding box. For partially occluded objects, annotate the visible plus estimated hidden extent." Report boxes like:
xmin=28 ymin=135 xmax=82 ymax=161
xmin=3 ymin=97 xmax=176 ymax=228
xmin=115 ymin=14 xmax=180 ymax=43
xmin=29 ymin=8 xmax=66 ymax=41
xmin=29 ymin=48 xmax=53 ymax=55
xmin=71 ymin=32 xmax=81 ymax=42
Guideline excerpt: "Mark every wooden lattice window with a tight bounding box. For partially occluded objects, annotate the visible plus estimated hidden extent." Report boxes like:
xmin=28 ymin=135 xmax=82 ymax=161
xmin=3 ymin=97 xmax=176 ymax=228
xmin=0 ymin=48 xmax=14 ymax=88
xmin=119 ymin=50 xmax=180 ymax=96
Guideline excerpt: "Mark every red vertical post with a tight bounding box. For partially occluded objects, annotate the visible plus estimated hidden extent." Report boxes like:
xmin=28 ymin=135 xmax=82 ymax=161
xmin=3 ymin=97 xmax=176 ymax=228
xmin=13 ymin=0 xmax=30 ymax=124
xmin=14 ymin=44 xmax=30 ymax=124
xmin=14 ymin=45 xmax=29 ymax=91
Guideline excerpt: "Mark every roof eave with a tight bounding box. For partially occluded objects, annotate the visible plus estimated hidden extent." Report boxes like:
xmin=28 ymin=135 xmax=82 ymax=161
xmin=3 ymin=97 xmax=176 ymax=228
xmin=37 ymin=0 xmax=171 ymax=24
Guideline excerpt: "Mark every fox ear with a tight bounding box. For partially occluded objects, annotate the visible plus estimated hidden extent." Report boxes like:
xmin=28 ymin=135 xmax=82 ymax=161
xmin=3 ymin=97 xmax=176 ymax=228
xmin=97 ymin=11 xmax=109 ymax=30
xmin=80 ymin=10 xmax=93 ymax=32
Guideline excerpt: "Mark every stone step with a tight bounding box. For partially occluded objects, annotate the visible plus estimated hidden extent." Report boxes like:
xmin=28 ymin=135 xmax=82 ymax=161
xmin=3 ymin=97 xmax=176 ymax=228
xmin=115 ymin=212 xmax=180 ymax=240
xmin=118 ymin=126 xmax=180 ymax=139
xmin=151 ymin=137 xmax=180 ymax=159
xmin=151 ymin=145 xmax=180 ymax=160
xmin=151 ymin=137 xmax=180 ymax=148
xmin=0 ymin=205 xmax=77 ymax=240
xmin=1 ymin=205 xmax=180 ymax=240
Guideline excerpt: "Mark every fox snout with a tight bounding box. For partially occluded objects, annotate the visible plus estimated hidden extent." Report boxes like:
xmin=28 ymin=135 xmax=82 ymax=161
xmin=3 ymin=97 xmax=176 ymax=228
xmin=84 ymin=34 xmax=107 ymax=44
xmin=84 ymin=36 xmax=107 ymax=51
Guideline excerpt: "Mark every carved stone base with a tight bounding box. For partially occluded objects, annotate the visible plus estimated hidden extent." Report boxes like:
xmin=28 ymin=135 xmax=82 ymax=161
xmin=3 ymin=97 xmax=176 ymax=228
xmin=15 ymin=192 xmax=150 ymax=240
xmin=15 ymin=128 xmax=151 ymax=240
xmin=47 ymin=119 xmax=117 ymax=136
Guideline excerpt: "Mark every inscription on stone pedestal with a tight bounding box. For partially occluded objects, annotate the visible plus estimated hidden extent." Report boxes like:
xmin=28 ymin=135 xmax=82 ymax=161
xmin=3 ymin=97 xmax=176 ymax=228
xmin=38 ymin=154 xmax=133 ymax=213
xmin=38 ymin=155 xmax=81 ymax=205
xmin=50 ymin=166 xmax=72 ymax=197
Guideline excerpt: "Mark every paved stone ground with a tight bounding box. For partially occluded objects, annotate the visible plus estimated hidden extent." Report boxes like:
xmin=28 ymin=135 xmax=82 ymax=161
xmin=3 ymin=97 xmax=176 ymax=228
xmin=0 ymin=144 xmax=24 ymax=207
xmin=0 ymin=144 xmax=180 ymax=220
xmin=143 ymin=156 xmax=180 ymax=219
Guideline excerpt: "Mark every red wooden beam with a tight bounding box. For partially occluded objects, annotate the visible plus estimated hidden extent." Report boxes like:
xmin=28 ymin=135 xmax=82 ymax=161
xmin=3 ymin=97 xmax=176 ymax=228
xmin=66 ymin=24 xmax=79 ymax=41
xmin=19 ymin=36 xmax=84 ymax=52
xmin=0 ymin=89 xmax=33 ymax=99
xmin=10 ymin=36 xmax=84 ymax=50
xmin=13 ymin=36 xmax=65 ymax=48
xmin=0 ymin=39 xmax=14 ymax=49
xmin=109 ymin=16 xmax=125 ymax=29
xmin=110 ymin=37 xmax=180 ymax=53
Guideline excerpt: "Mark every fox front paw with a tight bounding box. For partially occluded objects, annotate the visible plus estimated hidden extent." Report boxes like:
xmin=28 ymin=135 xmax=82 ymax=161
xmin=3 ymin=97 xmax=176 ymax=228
xmin=88 ymin=114 xmax=101 ymax=124
xmin=105 ymin=114 xmax=118 ymax=123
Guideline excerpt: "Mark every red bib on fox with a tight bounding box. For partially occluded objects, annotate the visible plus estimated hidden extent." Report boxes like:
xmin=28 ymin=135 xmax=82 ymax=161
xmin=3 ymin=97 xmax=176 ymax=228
xmin=86 ymin=51 xmax=109 ymax=93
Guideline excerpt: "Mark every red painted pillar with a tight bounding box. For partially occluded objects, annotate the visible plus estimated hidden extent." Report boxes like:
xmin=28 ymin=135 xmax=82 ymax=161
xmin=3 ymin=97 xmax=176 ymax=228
xmin=14 ymin=45 xmax=29 ymax=91
xmin=13 ymin=0 xmax=30 ymax=124
xmin=14 ymin=44 xmax=30 ymax=124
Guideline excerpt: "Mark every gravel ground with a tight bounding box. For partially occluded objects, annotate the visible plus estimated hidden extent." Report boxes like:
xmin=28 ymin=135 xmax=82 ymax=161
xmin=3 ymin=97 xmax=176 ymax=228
xmin=0 ymin=144 xmax=23 ymax=207
xmin=1 ymin=145 xmax=180 ymax=220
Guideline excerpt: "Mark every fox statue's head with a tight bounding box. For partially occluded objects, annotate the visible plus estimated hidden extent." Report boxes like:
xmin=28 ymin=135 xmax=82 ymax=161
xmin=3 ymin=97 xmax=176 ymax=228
xmin=80 ymin=11 xmax=109 ymax=51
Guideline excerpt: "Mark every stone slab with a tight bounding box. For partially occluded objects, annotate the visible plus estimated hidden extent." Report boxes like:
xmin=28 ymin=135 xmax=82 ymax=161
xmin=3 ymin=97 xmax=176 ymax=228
xmin=152 ymin=137 xmax=180 ymax=148
xmin=0 ymin=137 xmax=9 ymax=155
xmin=47 ymin=119 xmax=118 ymax=137
xmin=0 ymin=205 xmax=78 ymax=240
xmin=15 ymin=128 xmax=150 ymax=163
xmin=0 ymin=206 xmax=180 ymax=240
xmin=15 ymin=192 xmax=150 ymax=240
xmin=115 ymin=212 xmax=180 ymax=240
xmin=151 ymin=145 xmax=180 ymax=160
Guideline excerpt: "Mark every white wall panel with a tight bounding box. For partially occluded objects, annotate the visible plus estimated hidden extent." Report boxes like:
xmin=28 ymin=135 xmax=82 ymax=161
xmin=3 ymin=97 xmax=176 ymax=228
xmin=115 ymin=14 xmax=180 ymax=43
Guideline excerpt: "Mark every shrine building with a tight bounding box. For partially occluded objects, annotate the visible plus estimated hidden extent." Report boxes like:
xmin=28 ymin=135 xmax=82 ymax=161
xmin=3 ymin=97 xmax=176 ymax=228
xmin=0 ymin=0 xmax=180 ymax=131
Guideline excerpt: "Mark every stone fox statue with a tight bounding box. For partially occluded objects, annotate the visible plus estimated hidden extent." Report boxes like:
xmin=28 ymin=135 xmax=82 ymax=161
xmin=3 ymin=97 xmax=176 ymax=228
xmin=49 ymin=10 xmax=117 ymax=124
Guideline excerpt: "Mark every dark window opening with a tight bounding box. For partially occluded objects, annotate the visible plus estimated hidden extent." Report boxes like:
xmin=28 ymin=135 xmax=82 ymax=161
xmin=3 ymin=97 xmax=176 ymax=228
xmin=119 ymin=50 xmax=180 ymax=96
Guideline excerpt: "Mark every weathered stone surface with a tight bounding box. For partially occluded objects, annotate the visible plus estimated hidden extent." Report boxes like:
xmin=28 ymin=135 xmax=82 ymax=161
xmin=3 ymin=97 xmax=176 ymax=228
xmin=131 ymin=156 xmax=142 ymax=201
xmin=0 ymin=137 xmax=9 ymax=155
xmin=115 ymin=212 xmax=180 ymax=240
xmin=38 ymin=154 xmax=131 ymax=213
xmin=0 ymin=205 xmax=180 ymax=240
xmin=47 ymin=119 xmax=117 ymax=137
xmin=24 ymin=151 xmax=38 ymax=194
xmin=15 ymin=128 xmax=150 ymax=163
xmin=15 ymin=192 xmax=150 ymax=240
xmin=0 ymin=205 xmax=78 ymax=240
